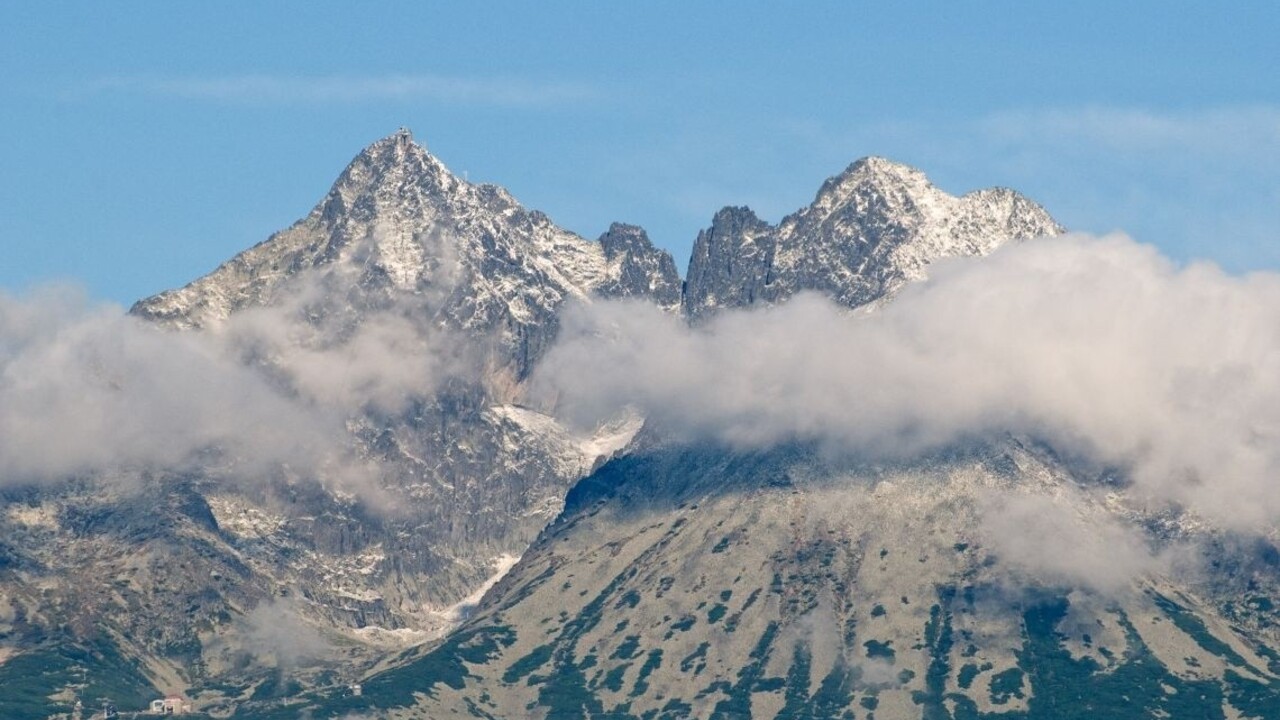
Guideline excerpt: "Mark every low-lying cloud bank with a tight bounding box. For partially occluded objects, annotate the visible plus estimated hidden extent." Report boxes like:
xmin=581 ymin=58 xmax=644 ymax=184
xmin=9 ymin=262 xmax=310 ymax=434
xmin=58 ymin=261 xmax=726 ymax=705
xmin=5 ymin=231 xmax=1279 ymax=558
xmin=0 ymin=280 xmax=461 ymax=491
xmin=536 ymin=233 xmax=1280 ymax=531
xmin=976 ymin=492 xmax=1185 ymax=595
xmin=0 ymin=286 xmax=334 ymax=482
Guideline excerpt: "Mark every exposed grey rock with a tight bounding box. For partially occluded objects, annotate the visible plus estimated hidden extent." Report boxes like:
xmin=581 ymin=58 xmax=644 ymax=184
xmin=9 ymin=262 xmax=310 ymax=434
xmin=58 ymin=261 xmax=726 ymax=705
xmin=683 ymin=156 xmax=1064 ymax=321
xmin=131 ymin=128 xmax=674 ymax=379
xmin=596 ymin=223 xmax=682 ymax=309
xmin=683 ymin=206 xmax=775 ymax=320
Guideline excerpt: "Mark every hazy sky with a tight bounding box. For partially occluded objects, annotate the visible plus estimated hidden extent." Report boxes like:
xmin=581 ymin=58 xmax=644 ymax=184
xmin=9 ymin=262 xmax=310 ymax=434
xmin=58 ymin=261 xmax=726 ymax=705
xmin=2 ymin=2 xmax=1278 ymax=303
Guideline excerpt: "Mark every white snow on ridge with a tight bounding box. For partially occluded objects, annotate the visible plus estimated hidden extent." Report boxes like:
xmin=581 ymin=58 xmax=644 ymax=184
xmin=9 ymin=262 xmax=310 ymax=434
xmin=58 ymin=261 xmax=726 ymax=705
xmin=131 ymin=129 xmax=615 ymax=330
xmin=433 ymin=553 xmax=522 ymax=624
xmin=490 ymin=404 xmax=643 ymax=477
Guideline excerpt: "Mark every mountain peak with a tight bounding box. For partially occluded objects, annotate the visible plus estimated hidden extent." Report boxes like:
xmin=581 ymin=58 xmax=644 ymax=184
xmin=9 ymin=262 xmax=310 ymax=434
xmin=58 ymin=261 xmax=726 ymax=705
xmin=306 ymin=126 xmax=468 ymax=232
xmin=683 ymin=155 xmax=1063 ymax=319
xmin=599 ymin=222 xmax=648 ymax=255
xmin=596 ymin=223 xmax=682 ymax=308
xmin=845 ymin=154 xmax=922 ymax=177
xmin=366 ymin=126 xmax=419 ymax=153
xmin=346 ymin=126 xmax=440 ymax=176
xmin=710 ymin=204 xmax=766 ymax=227
xmin=130 ymin=130 xmax=683 ymax=350
xmin=813 ymin=155 xmax=932 ymax=208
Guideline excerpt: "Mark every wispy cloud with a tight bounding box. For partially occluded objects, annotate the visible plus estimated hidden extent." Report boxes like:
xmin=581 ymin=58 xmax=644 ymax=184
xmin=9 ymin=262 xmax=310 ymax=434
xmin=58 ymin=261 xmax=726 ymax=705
xmin=778 ymin=105 xmax=1280 ymax=178
xmin=978 ymin=105 xmax=1280 ymax=162
xmin=82 ymin=73 xmax=601 ymax=107
xmin=770 ymin=104 xmax=1280 ymax=271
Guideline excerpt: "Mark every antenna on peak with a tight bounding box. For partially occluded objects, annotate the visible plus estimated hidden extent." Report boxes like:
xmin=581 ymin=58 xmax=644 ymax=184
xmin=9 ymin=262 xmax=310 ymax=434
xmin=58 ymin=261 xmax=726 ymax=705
xmin=392 ymin=127 xmax=414 ymax=149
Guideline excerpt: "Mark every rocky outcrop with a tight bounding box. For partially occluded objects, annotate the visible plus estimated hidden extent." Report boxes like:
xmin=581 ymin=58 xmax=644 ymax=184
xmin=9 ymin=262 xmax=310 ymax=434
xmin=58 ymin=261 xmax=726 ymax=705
xmin=596 ymin=223 xmax=682 ymax=309
xmin=682 ymin=157 xmax=1063 ymax=320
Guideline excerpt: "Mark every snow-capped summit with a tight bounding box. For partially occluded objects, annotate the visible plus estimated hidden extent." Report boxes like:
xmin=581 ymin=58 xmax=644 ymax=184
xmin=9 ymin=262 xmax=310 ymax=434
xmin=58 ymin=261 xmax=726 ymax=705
xmin=131 ymin=128 xmax=680 ymax=378
xmin=812 ymin=155 xmax=933 ymax=209
xmin=321 ymin=124 xmax=466 ymax=214
xmin=683 ymin=156 xmax=1064 ymax=320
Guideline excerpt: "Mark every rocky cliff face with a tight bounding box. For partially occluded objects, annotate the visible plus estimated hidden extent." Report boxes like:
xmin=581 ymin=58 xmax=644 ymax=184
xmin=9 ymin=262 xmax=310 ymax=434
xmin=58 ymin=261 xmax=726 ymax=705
xmin=683 ymin=157 xmax=1063 ymax=321
xmin=124 ymin=128 xmax=680 ymax=634
xmin=596 ymin=223 xmax=683 ymax=310
xmin=2 ymin=130 xmax=674 ymax=715
xmin=132 ymin=128 xmax=681 ymax=379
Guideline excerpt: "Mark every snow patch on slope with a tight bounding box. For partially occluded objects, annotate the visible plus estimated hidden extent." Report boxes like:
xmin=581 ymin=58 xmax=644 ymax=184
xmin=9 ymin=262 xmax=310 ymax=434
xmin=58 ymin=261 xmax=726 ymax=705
xmin=433 ymin=553 xmax=522 ymax=623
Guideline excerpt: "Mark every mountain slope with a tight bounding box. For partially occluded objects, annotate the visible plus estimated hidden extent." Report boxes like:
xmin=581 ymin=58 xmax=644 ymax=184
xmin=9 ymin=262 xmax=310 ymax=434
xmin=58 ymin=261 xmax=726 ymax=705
xmin=293 ymin=436 xmax=1280 ymax=719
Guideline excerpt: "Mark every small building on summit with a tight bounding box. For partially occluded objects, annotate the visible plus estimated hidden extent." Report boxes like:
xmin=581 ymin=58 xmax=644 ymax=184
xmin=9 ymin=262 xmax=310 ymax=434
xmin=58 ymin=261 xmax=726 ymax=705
xmin=148 ymin=696 xmax=192 ymax=715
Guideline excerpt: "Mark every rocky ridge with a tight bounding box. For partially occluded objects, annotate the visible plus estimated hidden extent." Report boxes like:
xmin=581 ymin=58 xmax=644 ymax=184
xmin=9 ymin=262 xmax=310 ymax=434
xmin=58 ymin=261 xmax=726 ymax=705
xmin=132 ymin=128 xmax=681 ymax=379
xmin=683 ymin=156 xmax=1063 ymax=320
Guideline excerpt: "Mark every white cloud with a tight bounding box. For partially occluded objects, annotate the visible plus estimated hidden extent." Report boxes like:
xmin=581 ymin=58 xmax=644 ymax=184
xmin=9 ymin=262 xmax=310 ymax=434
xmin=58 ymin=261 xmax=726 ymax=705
xmin=979 ymin=105 xmax=1280 ymax=160
xmin=0 ymin=285 xmax=338 ymax=483
xmin=978 ymin=492 xmax=1174 ymax=595
xmin=215 ymin=270 xmax=474 ymax=417
xmin=7 ymin=229 xmax=1278 ymax=594
xmin=535 ymin=233 xmax=1280 ymax=531
xmin=0 ymin=273 xmax=471 ymax=493
xmin=85 ymin=73 xmax=600 ymax=107
xmin=240 ymin=599 xmax=330 ymax=668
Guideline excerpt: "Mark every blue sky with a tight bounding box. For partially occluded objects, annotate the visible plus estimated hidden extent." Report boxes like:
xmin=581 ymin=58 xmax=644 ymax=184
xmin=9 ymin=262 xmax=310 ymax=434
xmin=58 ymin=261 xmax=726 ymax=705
xmin=2 ymin=2 xmax=1278 ymax=304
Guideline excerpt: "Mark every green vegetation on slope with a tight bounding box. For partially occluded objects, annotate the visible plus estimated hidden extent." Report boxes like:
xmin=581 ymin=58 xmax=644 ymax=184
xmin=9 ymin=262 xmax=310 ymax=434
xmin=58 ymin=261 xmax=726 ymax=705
xmin=0 ymin=636 xmax=157 ymax=719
